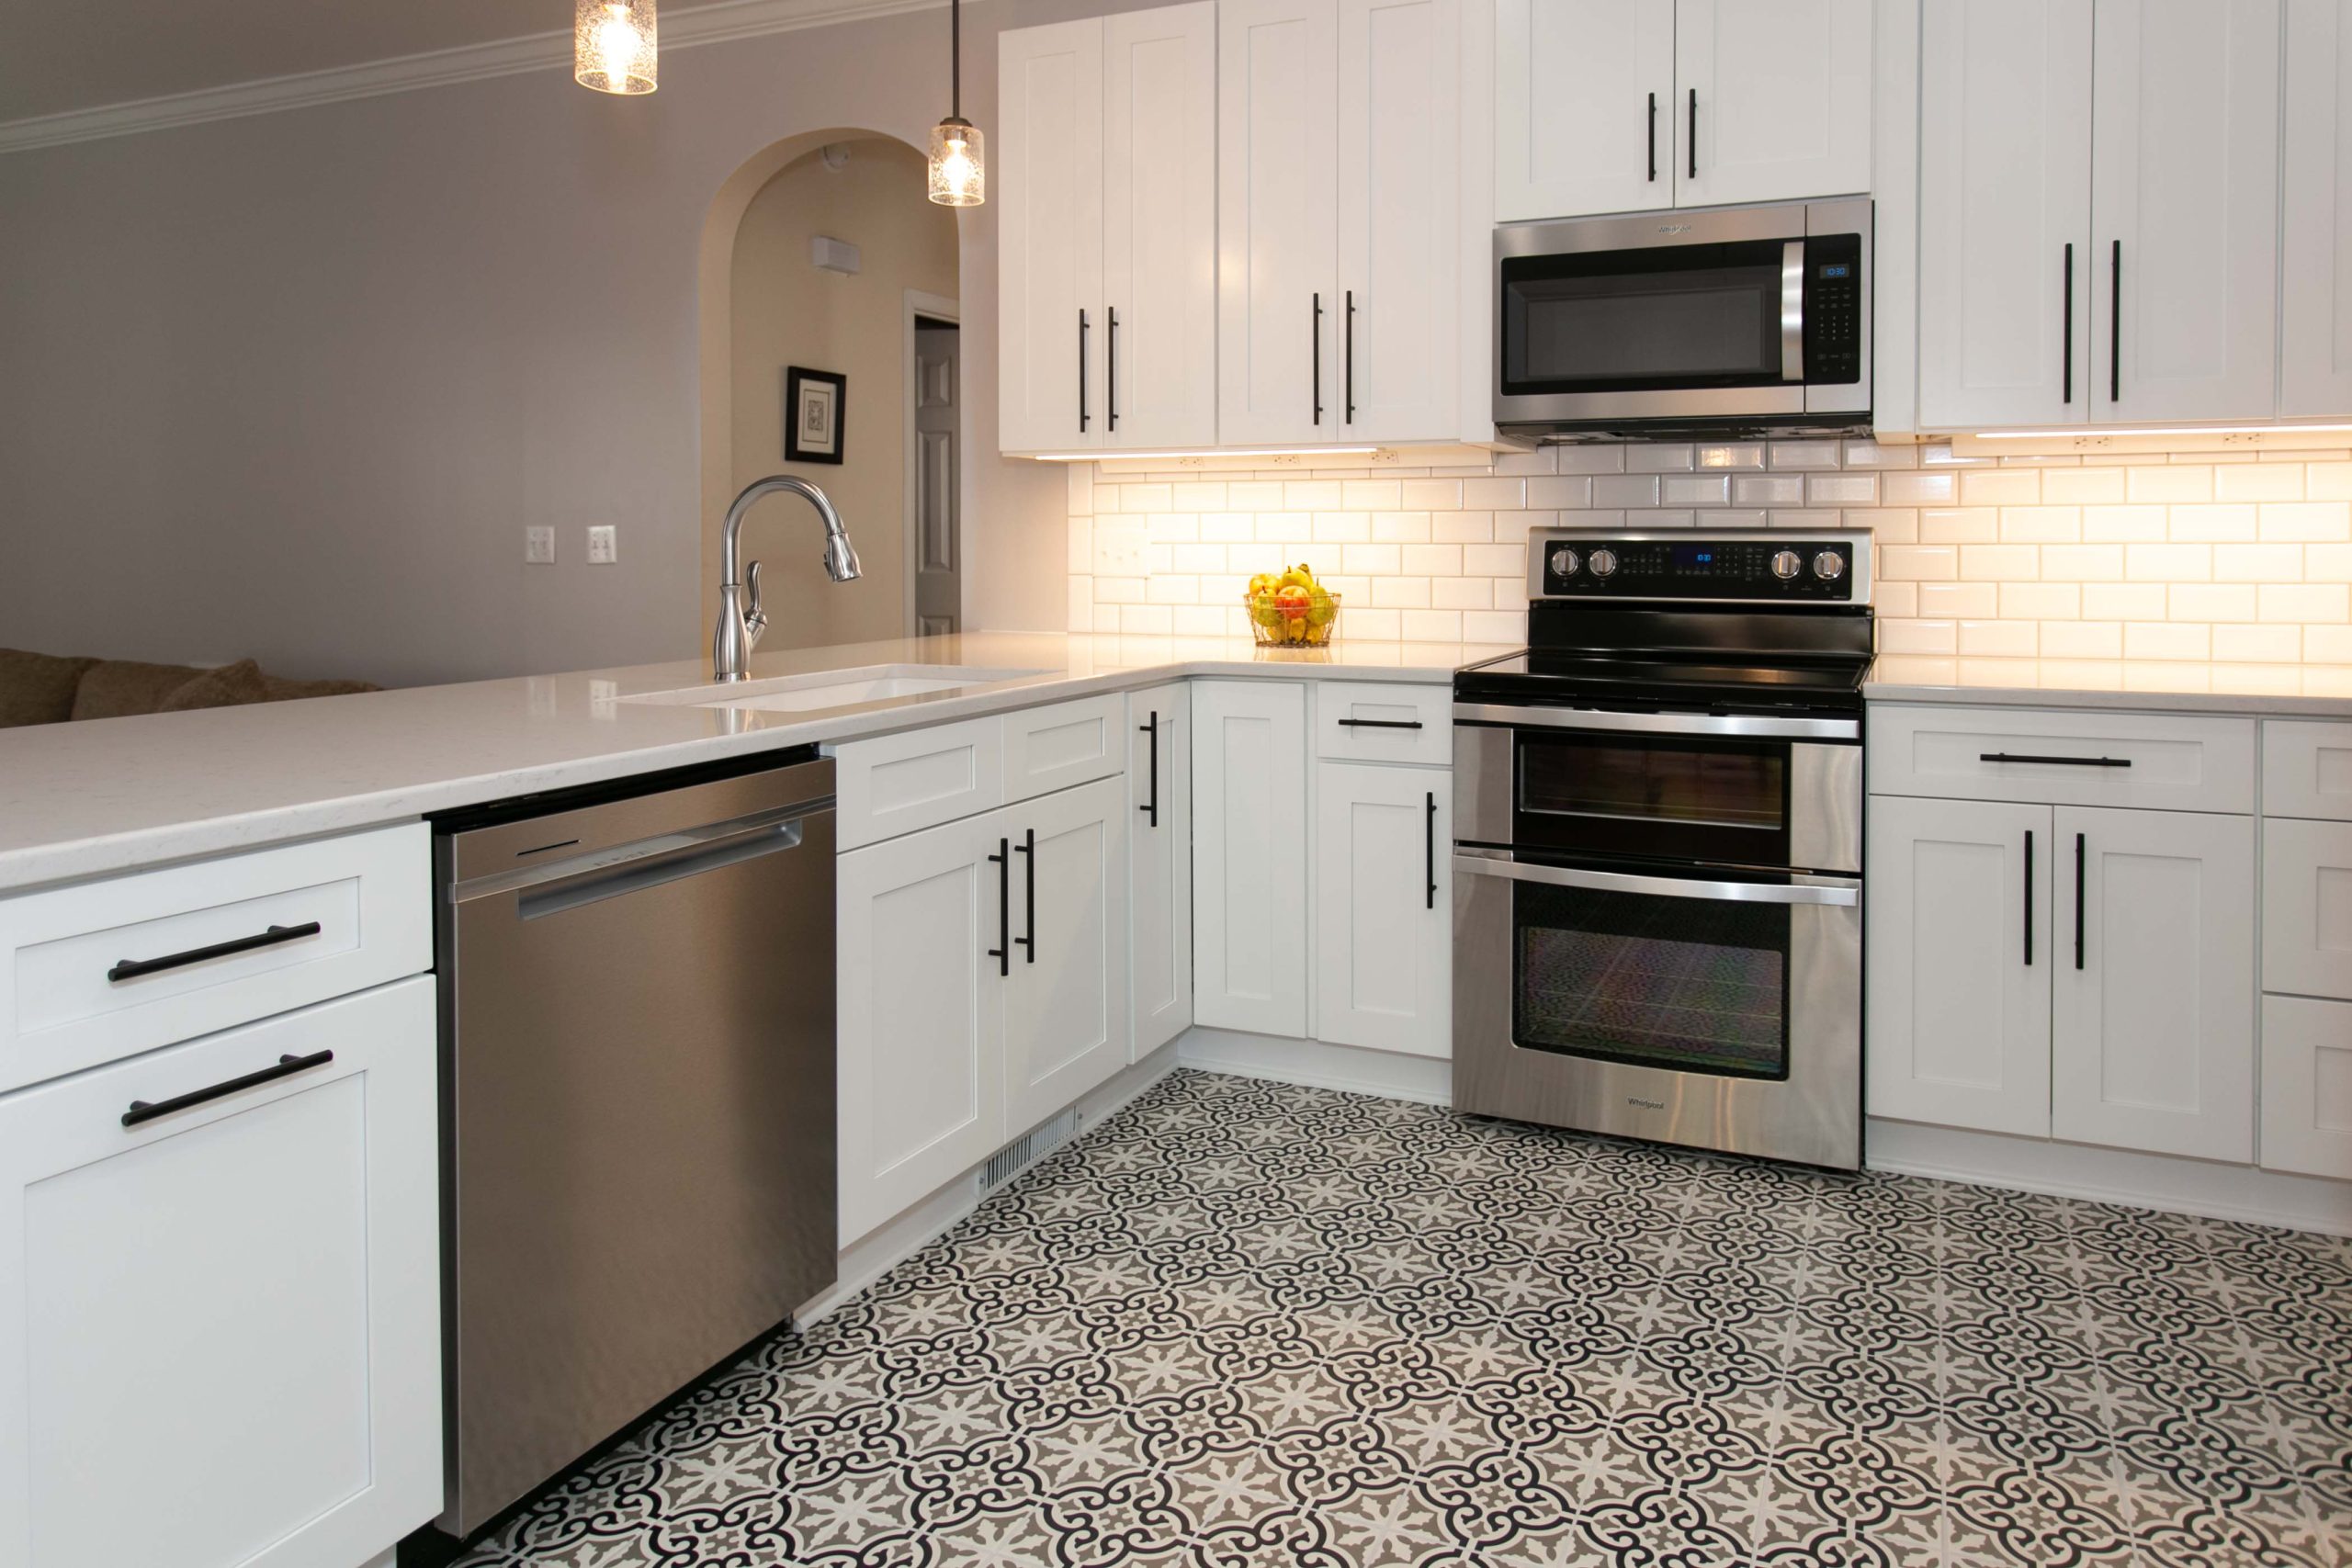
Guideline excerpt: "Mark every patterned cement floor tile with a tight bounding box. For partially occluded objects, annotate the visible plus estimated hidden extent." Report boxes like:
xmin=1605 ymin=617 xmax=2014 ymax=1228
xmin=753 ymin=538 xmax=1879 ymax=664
xmin=455 ymin=1069 xmax=2352 ymax=1568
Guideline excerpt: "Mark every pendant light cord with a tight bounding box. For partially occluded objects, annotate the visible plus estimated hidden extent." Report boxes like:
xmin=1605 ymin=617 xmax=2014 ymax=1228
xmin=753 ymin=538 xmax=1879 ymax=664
xmin=950 ymin=0 xmax=961 ymax=119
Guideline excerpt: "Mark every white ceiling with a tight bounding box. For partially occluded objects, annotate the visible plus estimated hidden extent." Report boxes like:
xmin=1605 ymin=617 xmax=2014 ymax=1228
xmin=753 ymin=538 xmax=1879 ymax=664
xmin=0 ymin=0 xmax=745 ymax=123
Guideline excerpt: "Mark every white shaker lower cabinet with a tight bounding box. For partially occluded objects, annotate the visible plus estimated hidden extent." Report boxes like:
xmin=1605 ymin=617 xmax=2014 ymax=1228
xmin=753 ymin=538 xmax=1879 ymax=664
xmin=2260 ymin=995 xmax=2352 ymax=1179
xmin=837 ymin=813 xmax=1006 ymax=1243
xmin=0 ymin=977 xmax=441 ymax=1568
xmin=2052 ymin=806 xmax=2256 ymax=1163
xmin=1314 ymin=762 xmax=1451 ymax=1055
xmin=1866 ymin=795 xmax=2054 ymax=1138
xmin=1192 ymin=680 xmax=1310 ymax=1035
xmin=1129 ymin=684 xmax=1193 ymax=1057
xmin=1001 ymin=777 xmax=1132 ymax=1132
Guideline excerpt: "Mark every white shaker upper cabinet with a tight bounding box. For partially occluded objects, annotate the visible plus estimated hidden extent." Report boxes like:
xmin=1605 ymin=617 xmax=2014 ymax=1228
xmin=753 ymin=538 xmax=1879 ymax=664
xmin=1917 ymin=0 xmax=2095 ymax=430
xmin=1219 ymin=0 xmax=1340 ymax=445
xmin=1672 ymin=0 xmax=1872 ymax=209
xmin=1336 ymin=0 xmax=1462 ymax=442
xmin=1495 ymin=0 xmax=1674 ymax=220
xmin=1102 ymin=3 xmax=1220 ymax=449
xmin=999 ymin=19 xmax=1105 ymax=454
xmin=2282 ymin=0 xmax=2352 ymax=415
xmin=2089 ymin=0 xmax=2281 ymax=423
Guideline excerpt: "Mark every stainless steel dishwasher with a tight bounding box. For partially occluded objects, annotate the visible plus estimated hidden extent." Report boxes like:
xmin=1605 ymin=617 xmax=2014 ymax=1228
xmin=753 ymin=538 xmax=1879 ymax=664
xmin=426 ymin=749 xmax=836 ymax=1543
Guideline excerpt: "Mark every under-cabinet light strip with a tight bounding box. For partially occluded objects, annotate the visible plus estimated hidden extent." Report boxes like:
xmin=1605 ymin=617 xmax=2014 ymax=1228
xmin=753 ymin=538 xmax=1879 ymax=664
xmin=1030 ymin=446 xmax=1383 ymax=462
xmin=1973 ymin=423 xmax=2352 ymax=440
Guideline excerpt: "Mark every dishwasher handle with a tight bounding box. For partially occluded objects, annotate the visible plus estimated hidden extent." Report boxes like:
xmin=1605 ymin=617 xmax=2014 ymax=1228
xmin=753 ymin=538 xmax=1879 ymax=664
xmin=514 ymin=808 xmax=825 ymax=920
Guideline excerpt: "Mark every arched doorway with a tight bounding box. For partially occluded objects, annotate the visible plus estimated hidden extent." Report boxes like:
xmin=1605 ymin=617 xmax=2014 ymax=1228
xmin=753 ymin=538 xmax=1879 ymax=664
xmin=695 ymin=130 xmax=961 ymax=652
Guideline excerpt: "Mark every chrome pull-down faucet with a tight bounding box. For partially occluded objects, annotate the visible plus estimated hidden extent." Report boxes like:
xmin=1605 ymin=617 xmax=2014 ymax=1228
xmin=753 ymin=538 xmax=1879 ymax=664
xmin=712 ymin=475 xmax=862 ymax=682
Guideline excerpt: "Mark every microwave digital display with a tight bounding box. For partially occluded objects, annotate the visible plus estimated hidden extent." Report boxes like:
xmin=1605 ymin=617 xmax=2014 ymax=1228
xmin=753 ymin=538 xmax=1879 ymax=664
xmin=1819 ymin=264 xmax=1851 ymax=278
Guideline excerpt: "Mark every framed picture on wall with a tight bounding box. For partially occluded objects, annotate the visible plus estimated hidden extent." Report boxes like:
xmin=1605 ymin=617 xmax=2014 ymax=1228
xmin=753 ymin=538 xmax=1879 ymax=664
xmin=786 ymin=367 xmax=846 ymax=464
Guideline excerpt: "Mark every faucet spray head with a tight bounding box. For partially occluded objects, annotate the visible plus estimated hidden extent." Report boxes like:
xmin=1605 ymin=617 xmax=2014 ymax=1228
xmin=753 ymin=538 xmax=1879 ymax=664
xmin=823 ymin=533 xmax=863 ymax=582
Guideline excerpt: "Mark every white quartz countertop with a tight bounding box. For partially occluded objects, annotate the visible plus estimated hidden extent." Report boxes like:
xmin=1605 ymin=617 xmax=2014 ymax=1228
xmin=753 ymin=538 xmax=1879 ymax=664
xmin=1865 ymin=654 xmax=2352 ymax=718
xmin=0 ymin=633 xmax=1502 ymax=894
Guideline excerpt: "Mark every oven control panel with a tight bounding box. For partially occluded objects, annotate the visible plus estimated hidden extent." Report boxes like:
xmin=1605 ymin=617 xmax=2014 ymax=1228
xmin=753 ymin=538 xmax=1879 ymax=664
xmin=1533 ymin=532 xmax=1866 ymax=603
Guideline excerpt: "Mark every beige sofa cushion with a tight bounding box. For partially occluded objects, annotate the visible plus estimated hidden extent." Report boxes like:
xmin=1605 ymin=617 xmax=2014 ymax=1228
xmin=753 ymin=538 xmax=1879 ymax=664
xmin=0 ymin=649 xmax=98 ymax=727
xmin=155 ymin=660 xmax=274 ymax=713
xmin=69 ymin=658 xmax=209 ymax=720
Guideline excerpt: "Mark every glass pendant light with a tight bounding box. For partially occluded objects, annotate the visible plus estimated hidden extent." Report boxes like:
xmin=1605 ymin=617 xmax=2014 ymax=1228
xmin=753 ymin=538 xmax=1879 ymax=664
xmin=576 ymin=0 xmax=657 ymax=95
xmin=927 ymin=0 xmax=984 ymax=206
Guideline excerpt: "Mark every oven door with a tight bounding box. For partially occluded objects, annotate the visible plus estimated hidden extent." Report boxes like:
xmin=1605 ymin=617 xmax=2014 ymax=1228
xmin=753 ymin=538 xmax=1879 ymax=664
xmin=1454 ymin=706 xmax=1860 ymax=874
xmin=1452 ymin=854 xmax=1862 ymax=1169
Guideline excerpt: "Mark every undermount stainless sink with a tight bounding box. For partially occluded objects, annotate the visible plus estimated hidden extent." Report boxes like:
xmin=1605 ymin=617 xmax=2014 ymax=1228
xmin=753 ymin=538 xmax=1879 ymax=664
xmin=618 ymin=664 xmax=1049 ymax=715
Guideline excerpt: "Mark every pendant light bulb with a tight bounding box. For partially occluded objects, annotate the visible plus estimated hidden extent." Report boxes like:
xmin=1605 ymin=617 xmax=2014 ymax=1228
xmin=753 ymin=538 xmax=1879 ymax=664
xmin=576 ymin=0 xmax=657 ymax=95
xmin=928 ymin=0 xmax=985 ymax=206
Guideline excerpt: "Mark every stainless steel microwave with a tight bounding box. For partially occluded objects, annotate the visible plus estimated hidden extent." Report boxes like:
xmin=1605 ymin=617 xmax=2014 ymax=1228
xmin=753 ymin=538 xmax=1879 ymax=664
xmin=1494 ymin=197 xmax=1871 ymax=438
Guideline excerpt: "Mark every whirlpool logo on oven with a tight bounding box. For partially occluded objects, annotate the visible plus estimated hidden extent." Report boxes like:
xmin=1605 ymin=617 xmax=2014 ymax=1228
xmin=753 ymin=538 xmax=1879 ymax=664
xmin=1627 ymin=1096 xmax=1668 ymax=1111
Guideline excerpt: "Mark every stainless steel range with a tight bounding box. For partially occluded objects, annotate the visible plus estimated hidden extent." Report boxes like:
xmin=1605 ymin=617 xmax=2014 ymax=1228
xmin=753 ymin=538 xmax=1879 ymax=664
xmin=1452 ymin=527 xmax=1871 ymax=1169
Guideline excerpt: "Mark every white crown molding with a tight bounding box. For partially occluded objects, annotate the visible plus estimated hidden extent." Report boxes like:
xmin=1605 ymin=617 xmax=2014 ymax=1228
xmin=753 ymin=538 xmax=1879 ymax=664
xmin=0 ymin=0 xmax=947 ymax=156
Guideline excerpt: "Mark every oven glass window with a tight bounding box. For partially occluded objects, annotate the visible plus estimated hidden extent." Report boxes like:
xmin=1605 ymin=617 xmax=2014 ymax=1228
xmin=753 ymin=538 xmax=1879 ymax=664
xmin=1500 ymin=239 xmax=1792 ymax=394
xmin=1514 ymin=733 xmax=1787 ymax=865
xmin=1514 ymin=882 xmax=1790 ymax=1079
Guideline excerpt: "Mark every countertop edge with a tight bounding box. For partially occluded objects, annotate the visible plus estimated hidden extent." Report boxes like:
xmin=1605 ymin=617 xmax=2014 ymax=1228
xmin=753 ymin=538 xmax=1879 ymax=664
xmin=1862 ymin=678 xmax=2352 ymax=719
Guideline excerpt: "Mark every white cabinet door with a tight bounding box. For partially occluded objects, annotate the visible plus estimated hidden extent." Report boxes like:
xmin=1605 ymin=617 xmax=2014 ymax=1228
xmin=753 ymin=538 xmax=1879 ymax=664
xmin=999 ymin=18 xmax=1105 ymax=454
xmin=2260 ymin=994 xmax=2352 ymax=1179
xmin=837 ymin=815 xmax=1004 ymax=1242
xmin=1495 ymin=0 xmax=1674 ymax=220
xmin=1001 ymin=777 xmax=1132 ymax=1132
xmin=1129 ymin=683 xmax=1193 ymax=1057
xmin=2282 ymin=0 xmax=2352 ymax=414
xmin=1104 ymin=3 xmax=1220 ymax=448
xmin=1192 ymin=680 xmax=1311 ymax=1034
xmin=1336 ymin=0 xmax=1461 ymax=442
xmin=1865 ymin=796 xmax=2054 ymax=1137
xmin=1917 ymin=0 xmax=2094 ymax=429
xmin=0 ymin=978 xmax=439 ymax=1568
xmin=2053 ymin=806 xmax=2256 ymax=1162
xmin=1314 ymin=762 xmax=1451 ymax=1055
xmin=2262 ymin=818 xmax=2352 ymax=1001
xmin=1219 ymin=0 xmax=1340 ymax=445
xmin=1672 ymin=0 xmax=1872 ymax=209
xmin=2089 ymin=0 xmax=2282 ymax=423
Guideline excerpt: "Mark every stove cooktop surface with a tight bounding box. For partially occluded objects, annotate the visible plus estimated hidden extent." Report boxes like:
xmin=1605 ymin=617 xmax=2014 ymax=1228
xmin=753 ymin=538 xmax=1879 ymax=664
xmin=1453 ymin=648 xmax=1871 ymax=716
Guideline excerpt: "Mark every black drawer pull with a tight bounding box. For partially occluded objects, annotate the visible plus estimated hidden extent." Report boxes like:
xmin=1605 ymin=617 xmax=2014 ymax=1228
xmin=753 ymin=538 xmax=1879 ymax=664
xmin=1337 ymin=717 xmax=1424 ymax=730
xmin=987 ymin=839 xmax=1010 ymax=976
xmin=108 ymin=921 xmax=322 ymax=983
xmin=1014 ymin=828 xmax=1035 ymax=964
xmin=2075 ymin=832 xmax=2087 ymax=971
xmin=123 ymin=1050 xmax=334 ymax=1128
xmin=2022 ymin=829 xmax=2034 ymax=967
xmin=1425 ymin=792 xmax=1437 ymax=910
xmin=1979 ymin=752 xmax=2130 ymax=769
xmin=1138 ymin=712 xmax=1160 ymax=827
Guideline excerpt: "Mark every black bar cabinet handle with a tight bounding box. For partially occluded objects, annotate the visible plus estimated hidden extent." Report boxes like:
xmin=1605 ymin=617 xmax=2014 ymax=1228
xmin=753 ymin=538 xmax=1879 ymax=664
xmin=1311 ymin=293 xmax=1324 ymax=425
xmin=2074 ymin=832 xmax=2086 ymax=971
xmin=1138 ymin=712 xmax=1159 ymax=827
xmin=1425 ymin=792 xmax=1437 ymax=910
xmin=2109 ymin=239 xmax=2121 ymax=403
xmin=2062 ymin=243 xmax=2074 ymax=403
xmin=988 ymin=838 xmax=1010 ymax=976
xmin=1688 ymin=87 xmax=1697 ymax=180
xmin=1344 ymin=290 xmax=1357 ymax=423
xmin=1015 ymin=828 xmax=1035 ymax=964
xmin=124 ymin=1050 xmax=333 ymax=1128
xmin=1647 ymin=92 xmax=1657 ymax=182
xmin=1336 ymin=717 xmax=1424 ymax=730
xmin=2023 ymin=829 xmax=2034 ymax=967
xmin=1980 ymin=751 xmax=2131 ymax=769
xmin=1107 ymin=306 xmax=1119 ymax=433
xmin=108 ymin=920 xmax=322 ymax=983
xmin=1078 ymin=310 xmax=1090 ymax=433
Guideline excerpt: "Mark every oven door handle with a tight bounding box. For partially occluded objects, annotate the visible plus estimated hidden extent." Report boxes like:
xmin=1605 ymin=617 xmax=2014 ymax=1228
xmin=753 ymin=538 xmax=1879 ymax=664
xmin=1453 ymin=854 xmax=1860 ymax=908
xmin=1452 ymin=703 xmax=1859 ymax=742
xmin=1781 ymin=239 xmax=1805 ymax=381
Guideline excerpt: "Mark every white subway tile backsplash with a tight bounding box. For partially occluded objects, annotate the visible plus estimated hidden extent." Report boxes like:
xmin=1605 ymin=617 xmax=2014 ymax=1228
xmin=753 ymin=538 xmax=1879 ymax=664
xmin=2040 ymin=468 xmax=2127 ymax=505
xmin=2260 ymin=583 xmax=2350 ymax=622
xmin=1697 ymin=510 xmax=1770 ymax=529
xmin=1960 ymin=470 xmax=2041 ymax=507
xmin=1464 ymin=477 xmax=1529 ymax=509
xmin=1401 ymin=609 xmax=1464 ymax=640
xmin=1770 ymin=440 xmax=1842 ymax=470
xmin=2213 ymin=623 xmax=2301 ymax=662
xmin=1371 ymin=576 xmax=1430 ymax=609
xmin=1553 ymin=446 xmax=1627 ymax=474
xmin=1342 ymin=479 xmax=1401 ymax=511
xmin=1626 ymin=443 xmax=1696 ymax=473
xmin=2125 ymin=622 xmax=2210 ymax=661
xmin=1463 ymin=609 xmax=1528 ymax=644
xmin=1842 ymin=440 xmax=1917 ymax=469
xmin=1882 ymin=470 xmax=1957 ymax=506
xmin=1999 ymin=507 xmax=2081 ymax=544
xmin=2084 ymin=583 xmax=2169 ymax=621
xmin=2129 ymin=467 xmax=2212 ymax=503
xmin=2001 ymin=582 xmax=2079 ymax=619
xmin=1960 ymin=619 xmax=2038 ymax=658
xmin=1882 ymin=619 xmax=1958 ymax=654
xmin=1373 ymin=512 xmax=1432 ymax=544
xmin=1432 ymin=512 xmax=1494 ymax=544
xmin=1961 ymin=545 xmax=2039 ymax=581
xmin=2262 ymin=502 xmax=2352 ymax=541
xmin=1284 ymin=479 xmax=1343 ymax=510
xmin=2169 ymin=584 xmax=2257 ymax=623
xmin=2214 ymin=465 xmax=2303 ymax=502
xmin=2083 ymin=505 xmax=2170 ymax=543
xmin=2167 ymin=504 xmax=2257 ymax=543
xmin=1921 ymin=509 xmax=1998 ymax=545
xmin=1400 ymin=478 xmax=1463 ymax=511
xmin=1734 ymin=474 xmax=1805 ymax=507
xmin=2124 ymin=543 xmax=2211 ymax=582
xmin=1593 ymin=474 xmax=1662 ymax=508
xmin=1661 ymin=475 xmax=1731 ymax=506
xmin=1313 ymin=513 xmax=1372 ymax=544
xmin=1699 ymin=443 xmax=1768 ymax=469
xmin=1431 ymin=576 xmax=1491 ymax=610
xmin=1919 ymin=582 xmax=1998 ymax=619
xmin=1527 ymin=476 xmax=1593 ymax=508
xmin=1808 ymin=473 xmax=1879 ymax=505
xmin=1464 ymin=543 xmax=1525 ymax=578
xmin=2041 ymin=621 xmax=2124 ymax=660
xmin=1343 ymin=543 xmax=1401 ymax=575
xmin=1171 ymin=481 xmax=1227 ymax=511
xmin=1404 ymin=544 xmax=1464 ymax=577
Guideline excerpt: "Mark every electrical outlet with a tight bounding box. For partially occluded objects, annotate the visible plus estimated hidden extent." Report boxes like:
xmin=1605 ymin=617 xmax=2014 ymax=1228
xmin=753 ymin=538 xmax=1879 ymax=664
xmin=525 ymin=525 xmax=556 ymax=564
xmin=586 ymin=525 xmax=617 ymax=565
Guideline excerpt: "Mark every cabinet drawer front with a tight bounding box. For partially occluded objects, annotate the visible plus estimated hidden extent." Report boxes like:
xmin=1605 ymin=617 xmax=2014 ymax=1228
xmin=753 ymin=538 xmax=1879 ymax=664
xmin=1868 ymin=705 xmax=2255 ymax=814
xmin=0 ymin=976 xmax=440 ymax=1568
xmin=2261 ymin=994 xmax=2352 ymax=1181
xmin=833 ymin=716 xmax=1005 ymax=850
xmin=1003 ymin=694 xmax=1126 ymax=804
xmin=1315 ymin=682 xmax=1452 ymax=765
xmin=0 ymin=824 xmax=429 ymax=1093
xmin=2264 ymin=818 xmax=2352 ymax=1000
xmin=2264 ymin=720 xmax=2352 ymax=820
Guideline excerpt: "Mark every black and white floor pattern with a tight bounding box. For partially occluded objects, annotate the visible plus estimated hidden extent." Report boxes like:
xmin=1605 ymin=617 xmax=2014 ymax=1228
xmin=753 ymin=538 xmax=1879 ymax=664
xmin=455 ymin=1069 xmax=2352 ymax=1568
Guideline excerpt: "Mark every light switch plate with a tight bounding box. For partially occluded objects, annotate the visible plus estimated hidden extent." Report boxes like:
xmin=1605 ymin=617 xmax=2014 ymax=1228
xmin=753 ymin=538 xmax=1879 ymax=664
xmin=587 ymin=525 xmax=617 ymax=564
xmin=526 ymin=525 xmax=556 ymax=564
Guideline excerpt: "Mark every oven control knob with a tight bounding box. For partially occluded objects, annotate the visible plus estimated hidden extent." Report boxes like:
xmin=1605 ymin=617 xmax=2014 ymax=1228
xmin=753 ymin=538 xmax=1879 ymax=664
xmin=1770 ymin=548 xmax=1804 ymax=581
xmin=1588 ymin=548 xmax=1619 ymax=578
xmin=1549 ymin=547 xmax=1580 ymax=579
xmin=1813 ymin=550 xmax=1846 ymax=581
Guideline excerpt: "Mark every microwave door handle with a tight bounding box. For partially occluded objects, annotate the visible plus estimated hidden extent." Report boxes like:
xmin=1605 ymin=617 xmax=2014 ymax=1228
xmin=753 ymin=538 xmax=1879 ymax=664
xmin=1781 ymin=240 xmax=1805 ymax=381
xmin=1454 ymin=854 xmax=1860 ymax=908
